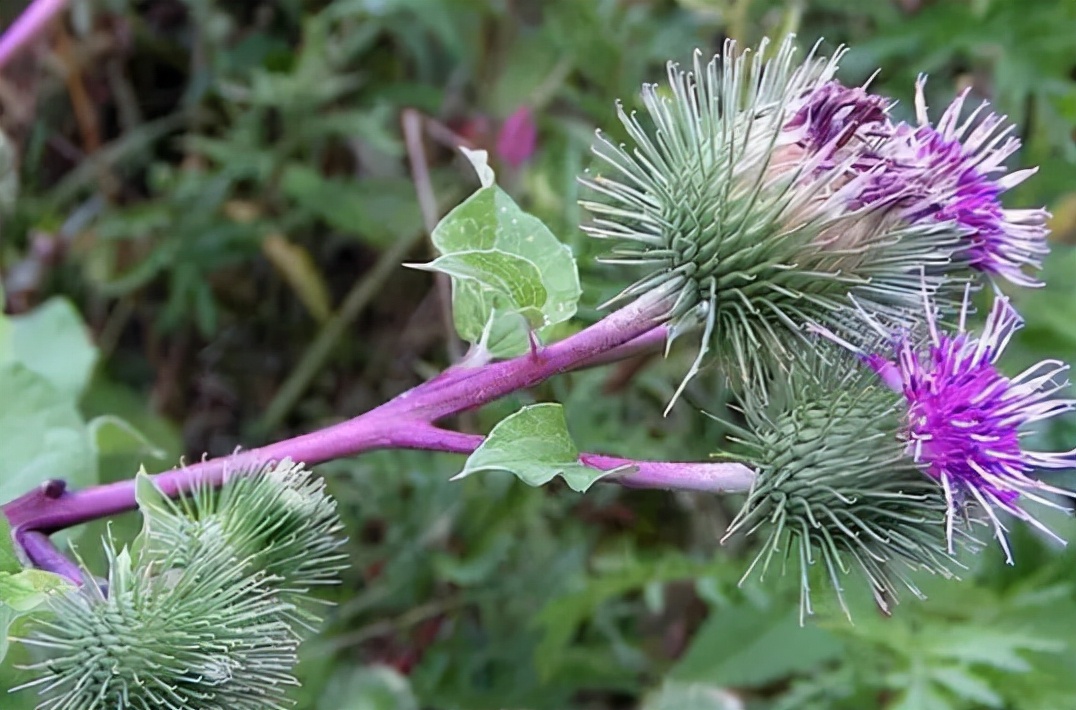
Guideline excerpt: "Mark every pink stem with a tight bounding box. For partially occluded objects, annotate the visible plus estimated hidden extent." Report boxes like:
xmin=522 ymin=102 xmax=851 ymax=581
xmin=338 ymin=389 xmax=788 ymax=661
xmin=390 ymin=424 xmax=756 ymax=493
xmin=0 ymin=0 xmax=68 ymax=69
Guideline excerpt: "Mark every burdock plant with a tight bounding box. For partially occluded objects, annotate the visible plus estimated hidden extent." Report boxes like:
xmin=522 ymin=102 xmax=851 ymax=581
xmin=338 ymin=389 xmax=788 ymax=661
xmin=1 ymin=26 xmax=1074 ymax=708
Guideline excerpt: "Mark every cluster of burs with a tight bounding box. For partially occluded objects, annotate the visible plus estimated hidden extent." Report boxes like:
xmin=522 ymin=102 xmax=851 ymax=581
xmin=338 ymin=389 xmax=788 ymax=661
xmin=583 ymin=37 xmax=1073 ymax=619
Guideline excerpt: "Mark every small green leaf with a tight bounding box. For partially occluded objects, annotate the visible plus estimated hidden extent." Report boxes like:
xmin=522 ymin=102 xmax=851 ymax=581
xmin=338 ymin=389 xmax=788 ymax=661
xmin=419 ymin=149 xmax=580 ymax=358
xmin=0 ymin=565 xmax=70 ymax=664
xmin=0 ymin=569 xmax=70 ymax=612
xmin=0 ymin=298 xmax=98 ymax=400
xmin=454 ymin=403 xmax=610 ymax=492
xmin=0 ymin=364 xmax=96 ymax=508
xmin=415 ymin=249 xmax=548 ymax=329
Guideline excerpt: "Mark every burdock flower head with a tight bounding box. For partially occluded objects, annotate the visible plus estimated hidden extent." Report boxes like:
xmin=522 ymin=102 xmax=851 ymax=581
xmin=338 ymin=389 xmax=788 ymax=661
xmin=723 ymin=343 xmax=963 ymax=621
xmin=848 ymin=288 xmax=1076 ymax=560
xmin=867 ymin=78 xmax=1051 ymax=287
xmin=582 ymin=36 xmax=965 ymax=393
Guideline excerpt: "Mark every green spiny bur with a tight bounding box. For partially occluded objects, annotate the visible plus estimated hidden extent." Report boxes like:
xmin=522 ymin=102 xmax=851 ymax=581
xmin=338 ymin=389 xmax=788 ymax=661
xmin=17 ymin=460 xmax=347 ymax=707
xmin=724 ymin=343 xmax=973 ymax=621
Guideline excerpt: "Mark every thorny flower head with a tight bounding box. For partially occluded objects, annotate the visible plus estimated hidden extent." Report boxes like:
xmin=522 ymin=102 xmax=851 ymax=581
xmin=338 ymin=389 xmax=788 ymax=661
xmin=723 ymin=343 xmax=968 ymax=622
xmin=582 ymin=36 xmax=965 ymax=398
xmin=864 ymin=78 xmax=1051 ymax=287
xmin=845 ymin=288 xmax=1076 ymax=560
xmin=16 ymin=461 xmax=347 ymax=708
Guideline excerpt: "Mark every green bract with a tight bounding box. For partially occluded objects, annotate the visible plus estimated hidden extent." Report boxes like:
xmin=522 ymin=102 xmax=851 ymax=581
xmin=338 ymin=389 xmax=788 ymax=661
xmin=724 ymin=344 xmax=971 ymax=621
xmin=582 ymin=36 xmax=961 ymax=394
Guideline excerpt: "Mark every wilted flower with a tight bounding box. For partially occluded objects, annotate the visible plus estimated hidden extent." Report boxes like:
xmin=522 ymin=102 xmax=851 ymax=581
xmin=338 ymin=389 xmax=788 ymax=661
xmin=866 ymin=78 xmax=1050 ymax=286
xmin=850 ymin=288 xmax=1076 ymax=560
xmin=582 ymin=36 xmax=962 ymax=396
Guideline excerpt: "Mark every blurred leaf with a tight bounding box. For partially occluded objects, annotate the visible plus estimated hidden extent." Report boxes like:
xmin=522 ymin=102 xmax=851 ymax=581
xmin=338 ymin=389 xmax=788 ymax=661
xmin=317 ymin=665 xmax=418 ymax=710
xmin=262 ymin=232 xmax=332 ymax=322
xmin=0 ymin=516 xmax=21 ymax=574
xmin=454 ymin=403 xmax=612 ymax=493
xmin=279 ymin=165 xmax=427 ymax=247
xmin=88 ymin=416 xmax=166 ymax=461
xmin=641 ymin=681 xmax=744 ymax=710
xmin=0 ymin=128 xmax=17 ymax=215
xmin=670 ymin=602 xmax=843 ymax=687
xmin=0 ymin=298 xmax=98 ymax=400
xmin=422 ymin=148 xmax=580 ymax=357
xmin=0 ymin=364 xmax=96 ymax=507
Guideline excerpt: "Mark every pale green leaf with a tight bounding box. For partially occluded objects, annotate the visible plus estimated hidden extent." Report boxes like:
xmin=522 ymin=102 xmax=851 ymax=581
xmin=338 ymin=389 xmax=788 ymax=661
xmin=420 ymin=150 xmax=580 ymax=357
xmin=317 ymin=664 xmax=418 ymax=710
xmin=0 ymin=569 xmax=70 ymax=612
xmin=0 ymin=364 xmax=96 ymax=508
xmin=0 ymin=516 xmax=20 ymax=575
xmin=0 ymin=566 xmax=70 ymax=664
xmin=415 ymin=249 xmax=547 ymax=330
xmin=454 ymin=403 xmax=610 ymax=492
xmin=0 ymin=298 xmax=98 ymax=400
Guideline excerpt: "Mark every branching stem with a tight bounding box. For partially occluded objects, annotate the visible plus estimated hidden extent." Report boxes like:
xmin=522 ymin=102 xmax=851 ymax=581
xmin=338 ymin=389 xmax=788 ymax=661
xmin=3 ymin=285 xmax=754 ymax=580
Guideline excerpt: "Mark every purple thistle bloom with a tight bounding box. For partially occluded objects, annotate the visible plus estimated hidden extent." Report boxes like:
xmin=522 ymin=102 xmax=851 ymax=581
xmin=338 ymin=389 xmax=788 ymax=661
xmin=860 ymin=290 xmax=1076 ymax=559
xmin=870 ymin=78 xmax=1050 ymax=286
xmin=785 ymin=80 xmax=892 ymax=161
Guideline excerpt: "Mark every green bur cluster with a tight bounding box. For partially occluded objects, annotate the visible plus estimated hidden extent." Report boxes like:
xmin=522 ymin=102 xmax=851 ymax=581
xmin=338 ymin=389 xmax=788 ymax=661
xmin=724 ymin=345 xmax=976 ymax=619
xmin=16 ymin=461 xmax=346 ymax=709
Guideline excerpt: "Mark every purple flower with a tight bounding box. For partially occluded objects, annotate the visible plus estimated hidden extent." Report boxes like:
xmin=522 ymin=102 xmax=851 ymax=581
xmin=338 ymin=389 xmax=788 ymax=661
xmin=866 ymin=291 xmax=1076 ymax=559
xmin=496 ymin=106 xmax=537 ymax=168
xmin=785 ymin=80 xmax=892 ymax=161
xmin=869 ymin=78 xmax=1050 ymax=286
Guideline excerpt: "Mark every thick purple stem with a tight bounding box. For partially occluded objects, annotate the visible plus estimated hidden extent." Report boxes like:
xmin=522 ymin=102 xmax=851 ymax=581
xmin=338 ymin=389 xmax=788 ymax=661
xmin=380 ymin=287 xmax=677 ymax=422
xmin=0 ymin=0 xmax=68 ymax=69
xmin=17 ymin=531 xmax=84 ymax=584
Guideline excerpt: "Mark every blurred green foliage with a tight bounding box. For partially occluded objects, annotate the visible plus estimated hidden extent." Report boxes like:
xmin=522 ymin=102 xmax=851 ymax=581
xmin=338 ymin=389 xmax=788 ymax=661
xmin=1 ymin=0 xmax=1075 ymax=708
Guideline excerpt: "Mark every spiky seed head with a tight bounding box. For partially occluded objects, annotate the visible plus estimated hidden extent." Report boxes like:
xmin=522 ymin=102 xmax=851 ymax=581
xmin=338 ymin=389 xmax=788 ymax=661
xmin=724 ymin=342 xmax=970 ymax=621
xmin=582 ymin=36 xmax=964 ymax=393
xmin=15 ymin=460 xmax=348 ymax=708
xmin=17 ymin=538 xmax=300 ymax=710
xmin=140 ymin=459 xmax=348 ymax=627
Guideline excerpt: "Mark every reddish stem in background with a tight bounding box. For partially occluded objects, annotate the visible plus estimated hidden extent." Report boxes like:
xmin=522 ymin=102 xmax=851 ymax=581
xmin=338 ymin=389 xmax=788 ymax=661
xmin=0 ymin=0 xmax=69 ymax=69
